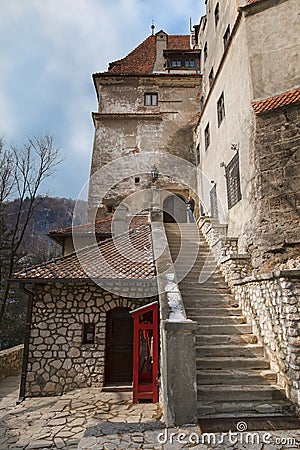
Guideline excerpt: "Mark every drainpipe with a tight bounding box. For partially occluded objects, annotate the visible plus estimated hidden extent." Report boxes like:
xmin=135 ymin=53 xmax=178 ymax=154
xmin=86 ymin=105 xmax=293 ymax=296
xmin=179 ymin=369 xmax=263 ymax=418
xmin=18 ymin=284 xmax=34 ymax=403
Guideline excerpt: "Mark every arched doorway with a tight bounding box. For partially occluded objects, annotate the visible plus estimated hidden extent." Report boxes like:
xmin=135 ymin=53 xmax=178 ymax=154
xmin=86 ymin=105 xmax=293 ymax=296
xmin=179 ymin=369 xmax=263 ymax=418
xmin=105 ymin=307 xmax=133 ymax=383
xmin=163 ymin=194 xmax=187 ymax=223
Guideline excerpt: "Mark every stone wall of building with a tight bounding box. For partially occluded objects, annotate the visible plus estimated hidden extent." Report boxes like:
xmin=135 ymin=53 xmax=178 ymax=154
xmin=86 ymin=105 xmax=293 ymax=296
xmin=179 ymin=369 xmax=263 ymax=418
xmin=0 ymin=344 xmax=23 ymax=380
xmin=245 ymin=104 xmax=300 ymax=270
xmin=25 ymin=281 xmax=155 ymax=397
xmin=233 ymin=270 xmax=300 ymax=413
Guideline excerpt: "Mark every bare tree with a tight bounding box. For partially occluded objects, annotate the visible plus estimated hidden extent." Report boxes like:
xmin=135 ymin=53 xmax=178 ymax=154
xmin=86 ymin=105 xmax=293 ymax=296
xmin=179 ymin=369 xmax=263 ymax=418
xmin=0 ymin=134 xmax=62 ymax=326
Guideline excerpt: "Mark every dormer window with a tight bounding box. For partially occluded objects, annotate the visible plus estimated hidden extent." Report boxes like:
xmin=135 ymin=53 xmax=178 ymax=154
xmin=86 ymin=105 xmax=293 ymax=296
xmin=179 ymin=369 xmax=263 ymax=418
xmin=144 ymin=93 xmax=158 ymax=106
xmin=172 ymin=59 xmax=182 ymax=67
xmin=185 ymin=59 xmax=195 ymax=68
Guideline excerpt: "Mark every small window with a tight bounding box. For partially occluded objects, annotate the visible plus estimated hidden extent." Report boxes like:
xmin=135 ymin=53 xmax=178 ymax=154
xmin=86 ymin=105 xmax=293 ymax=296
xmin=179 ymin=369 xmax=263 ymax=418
xmin=196 ymin=144 xmax=200 ymax=166
xmin=185 ymin=59 xmax=195 ymax=68
xmin=210 ymin=185 xmax=218 ymax=219
xmin=172 ymin=59 xmax=181 ymax=67
xmin=204 ymin=123 xmax=210 ymax=150
xmin=199 ymin=96 xmax=204 ymax=112
xmin=214 ymin=3 xmax=220 ymax=26
xmin=223 ymin=25 xmax=231 ymax=49
xmin=217 ymin=92 xmax=225 ymax=127
xmin=144 ymin=93 xmax=158 ymax=106
xmin=209 ymin=67 xmax=214 ymax=87
xmin=225 ymin=153 xmax=242 ymax=209
xmin=135 ymin=176 xmax=140 ymax=184
xmin=83 ymin=323 xmax=95 ymax=344
xmin=204 ymin=42 xmax=208 ymax=62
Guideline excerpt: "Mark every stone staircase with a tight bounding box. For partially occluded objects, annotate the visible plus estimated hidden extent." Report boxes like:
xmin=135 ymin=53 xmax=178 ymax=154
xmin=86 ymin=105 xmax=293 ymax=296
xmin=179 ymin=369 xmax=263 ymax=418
xmin=164 ymin=223 xmax=295 ymax=418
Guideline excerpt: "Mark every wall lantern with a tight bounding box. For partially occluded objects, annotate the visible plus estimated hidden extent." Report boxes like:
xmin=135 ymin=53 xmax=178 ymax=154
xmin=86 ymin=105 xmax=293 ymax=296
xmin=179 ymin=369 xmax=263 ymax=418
xmin=151 ymin=166 xmax=159 ymax=183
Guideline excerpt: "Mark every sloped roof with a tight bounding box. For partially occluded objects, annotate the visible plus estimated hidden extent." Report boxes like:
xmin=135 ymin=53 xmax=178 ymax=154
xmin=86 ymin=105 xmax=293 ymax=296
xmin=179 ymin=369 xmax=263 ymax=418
xmin=105 ymin=34 xmax=191 ymax=76
xmin=252 ymin=88 xmax=300 ymax=114
xmin=48 ymin=213 xmax=149 ymax=245
xmin=15 ymin=225 xmax=155 ymax=281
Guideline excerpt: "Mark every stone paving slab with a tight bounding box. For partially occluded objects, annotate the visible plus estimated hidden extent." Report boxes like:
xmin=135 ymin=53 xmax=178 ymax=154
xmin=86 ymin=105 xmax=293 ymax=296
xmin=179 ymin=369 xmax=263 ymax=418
xmin=1 ymin=375 xmax=300 ymax=449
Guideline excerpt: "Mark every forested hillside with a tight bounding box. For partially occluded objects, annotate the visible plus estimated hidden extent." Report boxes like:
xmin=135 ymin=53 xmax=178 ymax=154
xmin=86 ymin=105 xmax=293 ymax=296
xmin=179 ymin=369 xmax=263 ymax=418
xmin=0 ymin=196 xmax=86 ymax=349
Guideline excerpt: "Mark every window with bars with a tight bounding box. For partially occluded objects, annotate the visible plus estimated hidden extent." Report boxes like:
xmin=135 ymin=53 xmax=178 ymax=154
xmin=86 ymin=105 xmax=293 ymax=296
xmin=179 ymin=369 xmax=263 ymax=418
xmin=225 ymin=153 xmax=242 ymax=209
xmin=217 ymin=92 xmax=225 ymax=127
xmin=82 ymin=323 xmax=96 ymax=344
xmin=214 ymin=3 xmax=220 ymax=26
xmin=223 ymin=25 xmax=231 ymax=49
xmin=210 ymin=184 xmax=218 ymax=219
xmin=144 ymin=93 xmax=158 ymax=106
xmin=204 ymin=123 xmax=210 ymax=150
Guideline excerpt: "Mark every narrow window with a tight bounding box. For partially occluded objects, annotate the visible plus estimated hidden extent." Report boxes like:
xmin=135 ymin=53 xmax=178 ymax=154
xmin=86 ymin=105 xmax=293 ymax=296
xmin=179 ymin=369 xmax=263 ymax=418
xmin=196 ymin=144 xmax=200 ymax=166
xmin=217 ymin=92 xmax=225 ymax=127
xmin=204 ymin=42 xmax=208 ymax=62
xmin=214 ymin=3 xmax=220 ymax=27
xmin=225 ymin=153 xmax=242 ymax=209
xmin=135 ymin=176 xmax=140 ymax=184
xmin=144 ymin=93 xmax=158 ymax=106
xmin=209 ymin=67 xmax=214 ymax=87
xmin=210 ymin=185 xmax=218 ymax=219
xmin=204 ymin=123 xmax=210 ymax=150
xmin=83 ymin=323 xmax=95 ymax=344
xmin=199 ymin=96 xmax=204 ymax=111
xmin=223 ymin=25 xmax=231 ymax=49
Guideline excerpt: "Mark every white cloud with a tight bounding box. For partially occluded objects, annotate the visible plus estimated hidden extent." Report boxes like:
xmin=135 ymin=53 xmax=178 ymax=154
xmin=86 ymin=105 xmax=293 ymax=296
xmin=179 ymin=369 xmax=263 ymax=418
xmin=0 ymin=0 xmax=204 ymax=198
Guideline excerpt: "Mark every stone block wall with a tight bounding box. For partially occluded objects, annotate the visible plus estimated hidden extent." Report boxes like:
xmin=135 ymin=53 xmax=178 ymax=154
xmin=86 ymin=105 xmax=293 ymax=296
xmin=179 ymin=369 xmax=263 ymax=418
xmin=26 ymin=281 xmax=154 ymax=397
xmin=0 ymin=344 xmax=23 ymax=381
xmin=245 ymin=104 xmax=300 ymax=270
xmin=233 ymin=270 xmax=300 ymax=412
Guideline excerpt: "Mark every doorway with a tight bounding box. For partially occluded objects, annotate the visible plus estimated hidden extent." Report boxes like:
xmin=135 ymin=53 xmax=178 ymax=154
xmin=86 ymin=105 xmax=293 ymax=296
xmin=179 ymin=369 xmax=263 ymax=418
xmin=105 ymin=307 xmax=133 ymax=383
xmin=163 ymin=194 xmax=187 ymax=223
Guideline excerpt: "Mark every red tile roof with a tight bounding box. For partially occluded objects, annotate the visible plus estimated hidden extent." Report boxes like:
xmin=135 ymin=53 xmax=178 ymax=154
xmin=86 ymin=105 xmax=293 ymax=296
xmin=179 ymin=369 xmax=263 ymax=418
xmin=106 ymin=34 xmax=191 ymax=75
xmin=48 ymin=214 xmax=149 ymax=244
xmin=15 ymin=225 xmax=155 ymax=281
xmin=252 ymin=88 xmax=300 ymax=114
xmin=247 ymin=0 xmax=262 ymax=4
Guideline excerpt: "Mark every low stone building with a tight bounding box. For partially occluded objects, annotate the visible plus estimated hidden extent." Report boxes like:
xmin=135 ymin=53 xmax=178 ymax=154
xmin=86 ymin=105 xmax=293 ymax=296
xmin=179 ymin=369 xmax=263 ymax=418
xmin=15 ymin=224 xmax=157 ymax=397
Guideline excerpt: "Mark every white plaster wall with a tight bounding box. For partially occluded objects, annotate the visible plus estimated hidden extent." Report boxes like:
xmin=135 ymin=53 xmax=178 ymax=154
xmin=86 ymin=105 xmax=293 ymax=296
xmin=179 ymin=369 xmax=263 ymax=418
xmin=196 ymin=20 xmax=254 ymax=237
xmin=246 ymin=0 xmax=300 ymax=100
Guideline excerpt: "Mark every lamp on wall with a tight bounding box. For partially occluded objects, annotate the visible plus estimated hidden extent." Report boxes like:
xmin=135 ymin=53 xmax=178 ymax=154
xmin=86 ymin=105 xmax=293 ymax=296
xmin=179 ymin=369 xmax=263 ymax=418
xmin=151 ymin=166 xmax=159 ymax=183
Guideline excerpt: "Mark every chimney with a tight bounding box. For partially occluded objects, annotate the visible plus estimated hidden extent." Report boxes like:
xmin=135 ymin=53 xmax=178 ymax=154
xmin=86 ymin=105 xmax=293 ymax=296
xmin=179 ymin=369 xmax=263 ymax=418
xmin=153 ymin=30 xmax=168 ymax=73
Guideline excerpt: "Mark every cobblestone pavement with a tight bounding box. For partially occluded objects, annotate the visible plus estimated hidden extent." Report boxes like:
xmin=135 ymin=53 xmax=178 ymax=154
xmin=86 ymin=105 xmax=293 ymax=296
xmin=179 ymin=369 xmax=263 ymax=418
xmin=1 ymin=376 xmax=300 ymax=449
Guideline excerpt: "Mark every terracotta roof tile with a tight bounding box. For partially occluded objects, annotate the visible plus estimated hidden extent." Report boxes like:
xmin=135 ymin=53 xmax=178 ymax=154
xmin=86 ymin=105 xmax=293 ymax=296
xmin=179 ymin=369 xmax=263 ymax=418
xmin=106 ymin=34 xmax=191 ymax=75
xmin=15 ymin=224 xmax=155 ymax=281
xmin=247 ymin=0 xmax=262 ymax=4
xmin=252 ymin=88 xmax=300 ymax=114
xmin=48 ymin=213 xmax=149 ymax=240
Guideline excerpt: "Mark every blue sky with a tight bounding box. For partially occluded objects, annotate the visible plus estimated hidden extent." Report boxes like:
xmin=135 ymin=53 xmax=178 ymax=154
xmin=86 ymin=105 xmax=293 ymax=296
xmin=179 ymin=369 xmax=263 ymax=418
xmin=0 ymin=0 xmax=205 ymax=200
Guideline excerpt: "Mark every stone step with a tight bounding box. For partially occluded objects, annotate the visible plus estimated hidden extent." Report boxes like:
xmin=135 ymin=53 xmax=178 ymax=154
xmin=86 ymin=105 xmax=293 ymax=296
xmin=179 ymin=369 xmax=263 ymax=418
xmin=196 ymin=344 xmax=264 ymax=358
xmin=186 ymin=307 xmax=243 ymax=316
xmin=197 ymin=324 xmax=252 ymax=335
xmin=197 ymin=369 xmax=277 ymax=385
xmin=196 ymin=334 xmax=258 ymax=345
xmin=197 ymin=400 xmax=295 ymax=418
xmin=197 ymin=385 xmax=286 ymax=402
xmin=193 ymin=315 xmax=247 ymax=325
xmin=196 ymin=357 xmax=270 ymax=370
xmin=184 ymin=296 xmax=237 ymax=307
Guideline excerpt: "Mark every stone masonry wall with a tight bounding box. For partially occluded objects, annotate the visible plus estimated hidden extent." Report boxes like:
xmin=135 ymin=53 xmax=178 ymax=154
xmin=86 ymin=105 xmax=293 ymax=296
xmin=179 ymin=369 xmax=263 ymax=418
xmin=245 ymin=104 xmax=300 ymax=270
xmin=0 ymin=344 xmax=23 ymax=381
xmin=234 ymin=271 xmax=300 ymax=412
xmin=26 ymin=281 xmax=154 ymax=397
